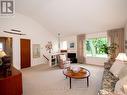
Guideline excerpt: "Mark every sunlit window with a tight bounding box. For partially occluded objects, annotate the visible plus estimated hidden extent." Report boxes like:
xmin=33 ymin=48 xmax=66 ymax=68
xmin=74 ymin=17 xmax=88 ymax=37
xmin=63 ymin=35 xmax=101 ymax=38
xmin=0 ymin=43 xmax=3 ymax=51
xmin=62 ymin=41 xmax=67 ymax=50
xmin=86 ymin=37 xmax=108 ymax=58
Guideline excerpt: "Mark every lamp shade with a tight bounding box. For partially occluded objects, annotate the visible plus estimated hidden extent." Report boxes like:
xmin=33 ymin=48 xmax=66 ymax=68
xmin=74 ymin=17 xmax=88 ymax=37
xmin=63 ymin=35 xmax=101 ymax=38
xmin=0 ymin=51 xmax=6 ymax=58
xmin=115 ymin=53 xmax=127 ymax=62
xmin=123 ymin=85 xmax=127 ymax=94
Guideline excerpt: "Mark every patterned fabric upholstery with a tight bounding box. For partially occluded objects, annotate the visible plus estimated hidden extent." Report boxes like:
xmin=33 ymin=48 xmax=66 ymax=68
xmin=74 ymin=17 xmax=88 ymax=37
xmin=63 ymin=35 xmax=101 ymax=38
xmin=103 ymin=62 xmax=112 ymax=70
xmin=99 ymin=61 xmax=119 ymax=95
xmin=58 ymin=54 xmax=70 ymax=69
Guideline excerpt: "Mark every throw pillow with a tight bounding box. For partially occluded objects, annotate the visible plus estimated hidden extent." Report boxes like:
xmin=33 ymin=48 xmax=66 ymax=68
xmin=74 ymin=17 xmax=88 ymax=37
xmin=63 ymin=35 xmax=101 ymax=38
xmin=118 ymin=65 xmax=127 ymax=79
xmin=110 ymin=60 xmax=126 ymax=77
xmin=114 ymin=76 xmax=127 ymax=95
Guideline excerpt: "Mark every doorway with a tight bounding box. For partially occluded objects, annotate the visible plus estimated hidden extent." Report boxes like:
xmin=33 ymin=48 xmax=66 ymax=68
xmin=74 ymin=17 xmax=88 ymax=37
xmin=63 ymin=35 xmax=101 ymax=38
xmin=20 ymin=39 xmax=31 ymax=69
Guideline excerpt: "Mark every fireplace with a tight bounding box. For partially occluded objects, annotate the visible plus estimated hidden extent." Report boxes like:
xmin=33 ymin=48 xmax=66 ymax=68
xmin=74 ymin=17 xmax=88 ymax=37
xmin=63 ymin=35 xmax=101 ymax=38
xmin=67 ymin=53 xmax=77 ymax=63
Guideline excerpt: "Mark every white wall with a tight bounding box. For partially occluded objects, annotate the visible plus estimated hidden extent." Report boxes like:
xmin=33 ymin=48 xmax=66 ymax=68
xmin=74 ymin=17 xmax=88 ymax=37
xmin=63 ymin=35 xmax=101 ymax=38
xmin=86 ymin=57 xmax=107 ymax=66
xmin=0 ymin=13 xmax=58 ymax=69
xmin=61 ymin=35 xmax=77 ymax=53
xmin=16 ymin=0 xmax=127 ymax=36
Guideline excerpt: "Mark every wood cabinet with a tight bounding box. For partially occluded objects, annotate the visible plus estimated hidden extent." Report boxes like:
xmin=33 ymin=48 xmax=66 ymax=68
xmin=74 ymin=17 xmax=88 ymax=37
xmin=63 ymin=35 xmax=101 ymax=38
xmin=0 ymin=66 xmax=23 ymax=95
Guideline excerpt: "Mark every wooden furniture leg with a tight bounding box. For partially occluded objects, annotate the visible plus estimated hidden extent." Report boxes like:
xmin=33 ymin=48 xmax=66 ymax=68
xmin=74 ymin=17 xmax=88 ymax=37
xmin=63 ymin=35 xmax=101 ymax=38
xmin=70 ymin=77 xmax=71 ymax=89
xmin=87 ymin=77 xmax=89 ymax=87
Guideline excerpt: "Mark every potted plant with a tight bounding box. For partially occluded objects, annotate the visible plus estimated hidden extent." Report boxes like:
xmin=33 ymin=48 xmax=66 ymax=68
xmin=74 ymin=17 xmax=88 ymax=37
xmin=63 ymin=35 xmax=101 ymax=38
xmin=100 ymin=43 xmax=118 ymax=61
xmin=108 ymin=43 xmax=118 ymax=61
xmin=100 ymin=44 xmax=108 ymax=54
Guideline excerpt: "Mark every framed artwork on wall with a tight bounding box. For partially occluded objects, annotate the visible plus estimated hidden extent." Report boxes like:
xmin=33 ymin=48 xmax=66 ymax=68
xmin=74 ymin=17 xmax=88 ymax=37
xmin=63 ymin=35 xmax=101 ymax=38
xmin=68 ymin=42 xmax=75 ymax=49
xmin=33 ymin=44 xmax=40 ymax=58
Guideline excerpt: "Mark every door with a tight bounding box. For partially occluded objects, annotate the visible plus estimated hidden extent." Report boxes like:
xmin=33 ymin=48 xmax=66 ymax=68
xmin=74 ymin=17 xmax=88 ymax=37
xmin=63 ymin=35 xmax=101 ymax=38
xmin=20 ymin=39 xmax=31 ymax=69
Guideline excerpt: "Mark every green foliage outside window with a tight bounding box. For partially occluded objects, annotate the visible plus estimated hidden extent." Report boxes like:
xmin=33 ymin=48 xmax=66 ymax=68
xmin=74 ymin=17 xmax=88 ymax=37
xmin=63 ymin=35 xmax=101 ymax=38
xmin=86 ymin=37 xmax=108 ymax=57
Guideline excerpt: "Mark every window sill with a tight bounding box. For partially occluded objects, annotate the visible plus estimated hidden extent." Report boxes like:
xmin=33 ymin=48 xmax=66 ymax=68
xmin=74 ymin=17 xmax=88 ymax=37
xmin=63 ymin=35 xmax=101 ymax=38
xmin=86 ymin=56 xmax=108 ymax=59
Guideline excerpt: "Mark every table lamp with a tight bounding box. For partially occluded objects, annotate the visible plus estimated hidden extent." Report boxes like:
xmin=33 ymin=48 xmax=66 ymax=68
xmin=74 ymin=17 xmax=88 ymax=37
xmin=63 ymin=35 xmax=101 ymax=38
xmin=0 ymin=51 xmax=6 ymax=58
xmin=115 ymin=53 xmax=127 ymax=63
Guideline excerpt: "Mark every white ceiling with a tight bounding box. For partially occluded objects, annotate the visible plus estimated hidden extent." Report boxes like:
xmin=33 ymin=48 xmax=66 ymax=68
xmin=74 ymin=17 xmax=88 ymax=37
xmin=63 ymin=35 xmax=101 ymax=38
xmin=16 ymin=0 xmax=127 ymax=37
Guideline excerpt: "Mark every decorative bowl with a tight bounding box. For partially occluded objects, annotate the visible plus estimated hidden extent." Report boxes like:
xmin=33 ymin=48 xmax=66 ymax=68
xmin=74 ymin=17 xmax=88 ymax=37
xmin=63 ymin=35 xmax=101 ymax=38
xmin=71 ymin=66 xmax=81 ymax=73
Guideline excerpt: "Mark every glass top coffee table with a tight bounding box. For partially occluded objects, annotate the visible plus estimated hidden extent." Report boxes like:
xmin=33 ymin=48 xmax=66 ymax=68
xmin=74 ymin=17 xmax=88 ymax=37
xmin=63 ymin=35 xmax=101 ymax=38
xmin=63 ymin=67 xmax=90 ymax=89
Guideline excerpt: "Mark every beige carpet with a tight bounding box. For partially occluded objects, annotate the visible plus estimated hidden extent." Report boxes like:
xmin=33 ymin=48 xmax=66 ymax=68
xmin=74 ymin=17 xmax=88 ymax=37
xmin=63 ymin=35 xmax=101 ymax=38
xmin=21 ymin=64 xmax=104 ymax=95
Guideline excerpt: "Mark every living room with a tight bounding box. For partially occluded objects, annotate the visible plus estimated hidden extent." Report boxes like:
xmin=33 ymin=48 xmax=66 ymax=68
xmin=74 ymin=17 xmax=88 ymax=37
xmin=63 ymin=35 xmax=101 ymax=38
xmin=0 ymin=0 xmax=127 ymax=95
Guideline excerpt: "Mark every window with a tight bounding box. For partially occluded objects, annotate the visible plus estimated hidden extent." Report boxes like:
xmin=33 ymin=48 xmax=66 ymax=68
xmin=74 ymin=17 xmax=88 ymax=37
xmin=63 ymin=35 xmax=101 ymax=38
xmin=61 ymin=41 xmax=67 ymax=50
xmin=86 ymin=37 xmax=108 ymax=58
xmin=0 ymin=43 xmax=3 ymax=51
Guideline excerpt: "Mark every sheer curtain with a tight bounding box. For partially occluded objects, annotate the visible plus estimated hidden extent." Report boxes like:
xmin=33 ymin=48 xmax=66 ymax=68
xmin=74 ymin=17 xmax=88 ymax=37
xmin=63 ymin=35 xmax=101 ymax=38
xmin=107 ymin=28 xmax=125 ymax=59
xmin=77 ymin=34 xmax=86 ymax=64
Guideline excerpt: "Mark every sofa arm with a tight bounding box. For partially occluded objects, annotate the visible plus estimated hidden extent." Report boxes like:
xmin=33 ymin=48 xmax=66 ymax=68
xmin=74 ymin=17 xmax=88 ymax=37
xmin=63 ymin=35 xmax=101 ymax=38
xmin=98 ymin=89 xmax=125 ymax=95
xmin=104 ymin=62 xmax=113 ymax=70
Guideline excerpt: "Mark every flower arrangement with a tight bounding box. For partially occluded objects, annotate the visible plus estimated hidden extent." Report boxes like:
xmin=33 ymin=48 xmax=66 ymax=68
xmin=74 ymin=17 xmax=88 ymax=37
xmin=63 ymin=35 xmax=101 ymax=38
xmin=45 ymin=41 xmax=52 ymax=53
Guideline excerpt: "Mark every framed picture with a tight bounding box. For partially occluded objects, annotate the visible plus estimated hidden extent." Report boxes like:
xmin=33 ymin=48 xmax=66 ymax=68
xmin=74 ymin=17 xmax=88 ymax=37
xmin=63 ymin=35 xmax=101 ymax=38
xmin=69 ymin=42 xmax=75 ymax=49
xmin=33 ymin=44 xmax=40 ymax=58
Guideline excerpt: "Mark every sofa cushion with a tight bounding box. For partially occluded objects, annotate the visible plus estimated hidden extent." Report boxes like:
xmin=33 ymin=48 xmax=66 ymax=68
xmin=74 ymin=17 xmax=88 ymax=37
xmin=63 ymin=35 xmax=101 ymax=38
xmin=118 ymin=65 xmax=127 ymax=79
xmin=110 ymin=60 xmax=125 ymax=77
xmin=101 ymin=69 xmax=119 ymax=92
xmin=114 ymin=76 xmax=127 ymax=94
xmin=104 ymin=62 xmax=112 ymax=70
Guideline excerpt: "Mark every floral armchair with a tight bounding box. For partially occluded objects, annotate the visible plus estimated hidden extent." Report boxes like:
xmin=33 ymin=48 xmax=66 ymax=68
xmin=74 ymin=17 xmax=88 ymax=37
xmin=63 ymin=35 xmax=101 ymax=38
xmin=58 ymin=54 xmax=70 ymax=69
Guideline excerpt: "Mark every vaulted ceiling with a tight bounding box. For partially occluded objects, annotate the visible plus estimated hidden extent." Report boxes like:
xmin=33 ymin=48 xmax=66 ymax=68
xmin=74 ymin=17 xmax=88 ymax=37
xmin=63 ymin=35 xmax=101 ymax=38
xmin=16 ymin=0 xmax=127 ymax=36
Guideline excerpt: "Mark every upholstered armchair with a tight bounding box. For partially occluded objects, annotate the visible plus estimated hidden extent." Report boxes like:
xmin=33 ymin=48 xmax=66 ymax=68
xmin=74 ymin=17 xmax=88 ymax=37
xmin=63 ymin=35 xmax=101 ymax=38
xmin=58 ymin=54 xmax=70 ymax=69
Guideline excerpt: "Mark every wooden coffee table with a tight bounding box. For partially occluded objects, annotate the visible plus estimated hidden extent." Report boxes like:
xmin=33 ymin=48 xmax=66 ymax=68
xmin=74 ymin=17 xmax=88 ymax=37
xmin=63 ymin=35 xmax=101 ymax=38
xmin=63 ymin=67 xmax=90 ymax=89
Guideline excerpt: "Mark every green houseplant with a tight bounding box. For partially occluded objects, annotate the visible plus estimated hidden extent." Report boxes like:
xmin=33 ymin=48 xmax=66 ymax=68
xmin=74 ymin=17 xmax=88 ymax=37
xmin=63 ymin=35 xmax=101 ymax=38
xmin=108 ymin=43 xmax=118 ymax=61
xmin=100 ymin=44 xmax=108 ymax=54
xmin=100 ymin=43 xmax=118 ymax=61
